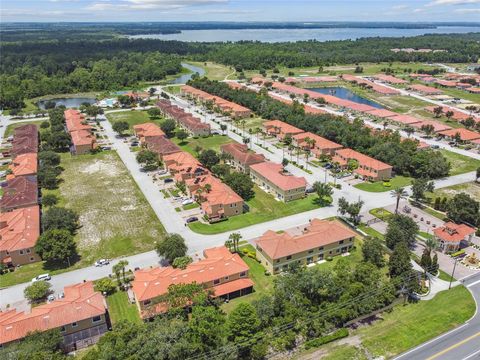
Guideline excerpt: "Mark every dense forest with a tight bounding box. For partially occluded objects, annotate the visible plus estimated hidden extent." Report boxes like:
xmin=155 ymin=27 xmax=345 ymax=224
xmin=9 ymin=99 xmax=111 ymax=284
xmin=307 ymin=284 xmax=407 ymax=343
xmin=1 ymin=32 xmax=479 ymax=110
xmin=189 ymin=77 xmax=451 ymax=179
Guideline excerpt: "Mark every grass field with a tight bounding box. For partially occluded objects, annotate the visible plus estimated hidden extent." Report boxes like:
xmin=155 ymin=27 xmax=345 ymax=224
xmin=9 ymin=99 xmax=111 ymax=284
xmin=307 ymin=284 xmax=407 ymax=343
xmin=440 ymin=149 xmax=480 ymax=176
xmin=171 ymin=133 xmax=234 ymax=154
xmin=189 ymin=187 xmax=325 ymax=234
xmin=428 ymin=182 xmax=480 ymax=202
xmin=1 ymin=151 xmax=166 ymax=287
xmin=186 ymin=61 xmax=234 ymax=81
xmin=354 ymin=176 xmax=412 ymax=192
xmin=106 ymin=110 xmax=160 ymax=134
xmin=106 ymin=291 xmax=142 ymax=325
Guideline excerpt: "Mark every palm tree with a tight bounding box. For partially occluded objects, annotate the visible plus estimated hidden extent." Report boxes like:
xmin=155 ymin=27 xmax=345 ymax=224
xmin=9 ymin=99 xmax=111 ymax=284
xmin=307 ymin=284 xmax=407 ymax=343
xmin=118 ymin=260 xmax=129 ymax=284
xmin=112 ymin=263 xmax=122 ymax=286
xmin=313 ymin=181 xmax=333 ymax=205
xmin=305 ymin=149 xmax=311 ymax=170
xmin=229 ymin=232 xmax=242 ymax=253
xmin=224 ymin=239 xmax=234 ymax=252
xmin=425 ymin=237 xmax=438 ymax=254
xmin=204 ymin=183 xmax=212 ymax=193
xmin=391 ymin=187 xmax=408 ymax=214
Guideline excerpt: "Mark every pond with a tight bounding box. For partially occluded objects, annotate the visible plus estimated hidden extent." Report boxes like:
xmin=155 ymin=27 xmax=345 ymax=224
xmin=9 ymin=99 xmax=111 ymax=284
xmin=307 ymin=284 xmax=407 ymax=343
xmin=309 ymin=87 xmax=383 ymax=109
xmin=171 ymin=63 xmax=206 ymax=84
xmin=37 ymin=97 xmax=96 ymax=109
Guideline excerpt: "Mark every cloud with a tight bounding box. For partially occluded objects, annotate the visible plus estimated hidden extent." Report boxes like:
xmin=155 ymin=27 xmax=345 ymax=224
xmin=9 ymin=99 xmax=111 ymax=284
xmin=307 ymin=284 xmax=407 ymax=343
xmin=87 ymin=0 xmax=227 ymax=11
xmin=426 ymin=0 xmax=480 ymax=6
xmin=454 ymin=6 xmax=480 ymax=11
xmin=413 ymin=8 xmax=425 ymax=12
xmin=392 ymin=4 xmax=409 ymax=10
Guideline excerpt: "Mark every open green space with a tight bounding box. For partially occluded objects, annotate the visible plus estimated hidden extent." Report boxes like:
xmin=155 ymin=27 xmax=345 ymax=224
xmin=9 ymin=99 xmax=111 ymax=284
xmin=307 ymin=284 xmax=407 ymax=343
xmin=369 ymin=208 xmax=394 ymax=221
xmin=354 ymin=176 xmax=412 ymax=192
xmin=106 ymin=291 xmax=142 ymax=325
xmin=189 ymin=187 xmax=326 ymax=234
xmin=185 ymin=61 xmax=234 ymax=81
xmin=106 ymin=110 xmax=161 ymax=134
xmin=358 ymin=224 xmax=385 ymax=240
xmin=439 ymin=87 xmax=480 ymax=104
xmin=440 ymin=149 xmax=480 ymax=176
xmin=428 ymin=182 xmax=480 ymax=203
xmin=172 ymin=133 xmax=234 ymax=154
xmin=1 ymin=151 xmax=166 ymax=288
xmin=221 ymin=244 xmax=275 ymax=313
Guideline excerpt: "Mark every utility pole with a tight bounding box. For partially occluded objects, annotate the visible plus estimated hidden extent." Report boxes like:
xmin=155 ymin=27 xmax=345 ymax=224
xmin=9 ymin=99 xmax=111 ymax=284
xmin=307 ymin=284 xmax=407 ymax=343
xmin=449 ymin=257 xmax=458 ymax=290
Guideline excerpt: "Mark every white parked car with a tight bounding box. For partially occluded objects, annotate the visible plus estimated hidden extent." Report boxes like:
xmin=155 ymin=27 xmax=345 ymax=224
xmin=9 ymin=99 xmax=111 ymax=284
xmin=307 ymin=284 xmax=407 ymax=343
xmin=182 ymin=199 xmax=194 ymax=206
xmin=31 ymin=274 xmax=51 ymax=282
xmin=94 ymin=259 xmax=110 ymax=267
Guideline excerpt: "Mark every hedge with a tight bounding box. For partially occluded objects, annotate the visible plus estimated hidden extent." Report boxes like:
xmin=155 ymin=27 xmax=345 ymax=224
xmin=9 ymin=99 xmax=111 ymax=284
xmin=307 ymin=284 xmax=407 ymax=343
xmin=304 ymin=328 xmax=349 ymax=350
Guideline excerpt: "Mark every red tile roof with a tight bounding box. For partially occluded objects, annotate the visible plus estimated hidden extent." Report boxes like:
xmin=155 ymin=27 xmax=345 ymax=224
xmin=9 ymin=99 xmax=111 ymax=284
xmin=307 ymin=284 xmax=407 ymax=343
xmin=438 ymin=128 xmax=480 ymax=142
xmin=133 ymin=123 xmax=165 ymax=140
xmin=250 ymin=162 xmax=307 ymax=191
xmin=132 ymin=246 xmax=249 ymax=302
xmin=372 ymin=74 xmax=407 ymax=84
xmin=0 ymin=282 xmax=105 ymax=345
xmin=433 ymin=222 xmax=475 ymax=243
xmin=220 ymin=142 xmax=265 ymax=167
xmin=213 ymin=278 xmax=254 ymax=297
xmin=365 ymin=109 xmax=399 ymax=118
xmin=335 ymin=148 xmax=392 ymax=171
xmin=0 ymin=205 xmax=40 ymax=253
xmin=181 ymin=85 xmax=251 ymax=115
xmin=0 ymin=176 xmax=38 ymax=211
xmin=263 ymin=120 xmax=304 ymax=136
xmin=410 ymin=120 xmax=452 ymax=133
xmin=387 ymin=114 xmax=423 ymax=125
xmin=146 ymin=136 xmax=181 ymax=157
xmin=256 ymin=218 xmax=356 ymax=260
xmin=12 ymin=125 xmax=39 ymax=157
xmin=8 ymin=153 xmax=37 ymax=179
xmin=292 ymin=132 xmax=342 ymax=152
xmin=409 ymin=84 xmax=443 ymax=95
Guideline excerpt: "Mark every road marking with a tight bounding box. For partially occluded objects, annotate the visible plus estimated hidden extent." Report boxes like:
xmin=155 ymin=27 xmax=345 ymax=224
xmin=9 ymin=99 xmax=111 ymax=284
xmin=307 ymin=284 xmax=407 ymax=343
xmin=463 ymin=348 xmax=480 ymax=360
xmin=426 ymin=332 xmax=480 ymax=360
xmin=467 ymin=279 xmax=480 ymax=288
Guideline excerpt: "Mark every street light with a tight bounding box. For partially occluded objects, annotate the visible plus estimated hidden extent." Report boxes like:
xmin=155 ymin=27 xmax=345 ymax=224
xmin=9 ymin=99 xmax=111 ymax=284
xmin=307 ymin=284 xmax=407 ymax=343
xmin=449 ymin=257 xmax=458 ymax=290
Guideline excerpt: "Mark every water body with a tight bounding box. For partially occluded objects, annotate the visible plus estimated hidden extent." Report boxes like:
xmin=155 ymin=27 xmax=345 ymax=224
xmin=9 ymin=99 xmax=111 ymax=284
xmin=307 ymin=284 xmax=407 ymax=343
xmin=130 ymin=26 xmax=480 ymax=43
xmin=171 ymin=62 xmax=206 ymax=84
xmin=309 ymin=87 xmax=384 ymax=109
xmin=37 ymin=97 xmax=96 ymax=109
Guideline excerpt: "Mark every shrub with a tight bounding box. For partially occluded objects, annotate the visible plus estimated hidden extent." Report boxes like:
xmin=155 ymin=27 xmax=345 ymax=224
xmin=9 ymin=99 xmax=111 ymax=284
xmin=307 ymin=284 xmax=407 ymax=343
xmin=94 ymin=278 xmax=116 ymax=295
xmin=451 ymin=249 xmax=466 ymax=258
xmin=24 ymin=281 xmax=51 ymax=302
xmin=326 ymin=256 xmax=333 ymax=261
xmin=304 ymin=328 xmax=349 ymax=349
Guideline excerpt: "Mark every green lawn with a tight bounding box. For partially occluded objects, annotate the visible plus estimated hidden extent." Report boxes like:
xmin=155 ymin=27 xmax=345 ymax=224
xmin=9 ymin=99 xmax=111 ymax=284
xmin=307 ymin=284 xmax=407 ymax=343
xmin=185 ymin=61 xmax=234 ymax=81
xmin=369 ymin=208 xmax=394 ymax=221
xmin=171 ymin=134 xmax=234 ymax=154
xmin=1 ymin=151 xmax=166 ymax=288
xmin=358 ymin=224 xmax=385 ymax=240
xmin=106 ymin=291 xmax=142 ymax=325
xmin=359 ymin=286 xmax=475 ymax=358
xmin=221 ymin=244 xmax=275 ymax=313
xmin=440 ymin=150 xmax=480 ymax=176
xmin=428 ymin=182 xmax=480 ymax=203
xmin=189 ymin=187 xmax=326 ymax=234
xmin=182 ymin=202 xmax=200 ymax=210
xmin=106 ymin=110 xmax=160 ymax=134
xmin=354 ymin=176 xmax=412 ymax=192
xmin=4 ymin=120 xmax=44 ymax=137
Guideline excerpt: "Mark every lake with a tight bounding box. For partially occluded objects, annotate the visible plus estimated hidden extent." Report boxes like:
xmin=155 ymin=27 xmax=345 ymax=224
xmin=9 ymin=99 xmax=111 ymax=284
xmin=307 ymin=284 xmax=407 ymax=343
xmin=309 ymin=87 xmax=383 ymax=109
xmin=130 ymin=26 xmax=480 ymax=43
xmin=37 ymin=97 xmax=96 ymax=109
xmin=171 ymin=62 xmax=206 ymax=84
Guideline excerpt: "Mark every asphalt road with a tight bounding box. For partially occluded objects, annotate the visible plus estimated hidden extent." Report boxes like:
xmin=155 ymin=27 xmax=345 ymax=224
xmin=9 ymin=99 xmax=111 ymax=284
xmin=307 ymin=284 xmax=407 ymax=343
xmin=394 ymin=273 xmax=480 ymax=360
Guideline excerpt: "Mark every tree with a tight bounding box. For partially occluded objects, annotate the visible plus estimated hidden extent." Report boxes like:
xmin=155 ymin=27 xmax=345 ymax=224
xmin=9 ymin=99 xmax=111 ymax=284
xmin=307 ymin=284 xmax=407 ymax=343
xmin=176 ymin=129 xmax=189 ymax=142
xmin=188 ymin=306 xmax=226 ymax=353
xmin=227 ymin=303 xmax=260 ymax=357
xmin=42 ymin=193 xmax=58 ymax=207
xmin=220 ymin=124 xmax=227 ymax=134
xmin=447 ymin=193 xmax=480 ymax=226
xmin=445 ymin=110 xmax=454 ymax=120
xmin=6 ymin=329 xmax=66 ymax=360
xmin=433 ymin=106 xmax=443 ymax=118
xmin=85 ymin=105 xmax=103 ymax=120
xmin=40 ymin=120 xmax=50 ymax=129
xmin=156 ymin=233 xmax=188 ymax=264
xmin=229 ymin=232 xmax=242 ymax=253
xmin=476 ymin=167 xmax=480 ymax=183
xmin=391 ymin=187 xmax=408 ymax=214
xmin=118 ymin=260 xmax=129 ymax=283
xmin=313 ymin=181 xmax=333 ymax=205
xmin=24 ymin=281 xmax=51 ymax=302
xmin=411 ymin=178 xmax=434 ymax=203
xmin=112 ymin=263 xmax=123 ymax=286
xmin=199 ymin=149 xmax=220 ymax=169
xmin=337 ymin=197 xmax=364 ymax=225
xmin=421 ymin=124 xmax=435 ymax=137
xmin=42 ymin=206 xmax=79 ymax=234
xmin=161 ymin=118 xmax=176 ymax=138
xmin=38 ymin=165 xmax=61 ymax=189
xmin=172 ymin=256 xmax=193 ymax=269
xmin=388 ymin=242 xmax=412 ymax=279
xmin=112 ymin=120 xmax=129 ymax=136
xmin=224 ymin=171 xmax=255 ymax=200
xmin=362 ymin=237 xmax=385 ymax=268
xmin=136 ymin=149 xmax=159 ymax=170
xmin=385 ymin=214 xmax=419 ymax=249
xmin=282 ymin=157 xmax=289 ymax=168
xmin=94 ymin=278 xmax=116 ymax=295
xmin=224 ymin=239 xmax=234 ymax=252
xmin=147 ymin=107 xmax=161 ymax=118
xmin=35 ymin=229 xmax=77 ymax=265
xmin=39 ymin=151 xmax=61 ymax=167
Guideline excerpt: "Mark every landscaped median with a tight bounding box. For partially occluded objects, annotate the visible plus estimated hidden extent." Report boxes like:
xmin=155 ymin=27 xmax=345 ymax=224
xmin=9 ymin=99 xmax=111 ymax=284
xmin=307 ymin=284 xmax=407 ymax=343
xmin=354 ymin=175 xmax=412 ymax=192
xmin=188 ymin=186 xmax=330 ymax=234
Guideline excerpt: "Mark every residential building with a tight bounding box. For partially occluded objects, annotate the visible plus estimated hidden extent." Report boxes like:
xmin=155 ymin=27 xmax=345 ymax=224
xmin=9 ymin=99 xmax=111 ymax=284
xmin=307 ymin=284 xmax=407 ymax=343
xmin=7 ymin=153 xmax=37 ymax=180
xmin=64 ymin=110 xmax=97 ymax=155
xmin=163 ymin=151 xmax=208 ymax=182
xmin=408 ymin=84 xmax=443 ymax=95
xmin=255 ymin=218 xmax=357 ymax=273
xmin=0 ymin=282 xmax=108 ymax=352
xmin=157 ymin=100 xmax=210 ymax=137
xmin=292 ymin=132 xmax=343 ymax=157
xmin=0 ymin=205 xmax=41 ymax=267
xmin=11 ymin=125 xmax=38 ymax=158
xmin=145 ymin=136 xmax=181 ymax=159
xmin=249 ymin=162 xmax=306 ymax=202
xmin=185 ymin=174 xmax=244 ymax=221
xmin=133 ymin=123 xmax=165 ymax=145
xmin=132 ymin=246 xmax=254 ymax=319
xmin=438 ymin=128 xmax=480 ymax=143
xmin=433 ymin=222 xmax=476 ymax=253
xmin=333 ymin=148 xmax=392 ymax=181
xmin=0 ymin=176 xmax=38 ymax=212
xmin=220 ymin=142 xmax=265 ymax=174
xmin=263 ymin=120 xmax=304 ymax=140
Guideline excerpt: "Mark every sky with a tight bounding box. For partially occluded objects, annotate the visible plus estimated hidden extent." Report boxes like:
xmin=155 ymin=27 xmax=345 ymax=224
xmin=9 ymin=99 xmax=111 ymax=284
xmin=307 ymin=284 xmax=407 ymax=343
xmin=1 ymin=0 xmax=480 ymax=23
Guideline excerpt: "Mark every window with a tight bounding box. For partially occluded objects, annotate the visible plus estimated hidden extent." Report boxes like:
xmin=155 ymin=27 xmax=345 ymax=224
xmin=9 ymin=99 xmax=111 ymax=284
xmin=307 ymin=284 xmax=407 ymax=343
xmin=26 ymin=249 xmax=31 ymax=254
xmin=92 ymin=316 xmax=102 ymax=323
xmin=286 ymin=255 xmax=292 ymax=260
xmin=213 ymin=279 xmax=220 ymax=285
xmin=319 ymin=246 xmax=324 ymax=251
xmin=224 ymin=276 xmax=229 ymax=281
xmin=339 ymin=240 xmax=344 ymax=244
xmin=329 ymin=251 xmax=332 ymax=254
xmin=239 ymin=271 xmax=246 ymax=277
xmin=60 ymin=326 xmax=66 ymax=333
xmin=308 ymin=249 xmax=314 ymax=254
xmin=19 ymin=250 xmax=24 ymax=255
xmin=30 ymin=257 xmax=34 ymax=261
xmin=143 ymin=300 xmax=151 ymax=306
xmin=72 ymin=322 xmax=78 ymax=328
xmin=336 ymin=249 xmax=340 ymax=253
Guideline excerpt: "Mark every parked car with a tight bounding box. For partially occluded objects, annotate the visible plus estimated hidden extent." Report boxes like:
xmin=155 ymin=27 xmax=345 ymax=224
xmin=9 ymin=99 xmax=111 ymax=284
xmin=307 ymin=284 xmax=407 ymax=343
xmin=31 ymin=274 xmax=51 ymax=283
xmin=431 ymin=145 xmax=440 ymax=149
xmin=186 ymin=216 xmax=198 ymax=223
xmin=47 ymin=294 xmax=56 ymax=302
xmin=164 ymin=178 xmax=174 ymax=184
xmin=101 ymin=146 xmax=111 ymax=150
xmin=324 ymin=163 xmax=333 ymax=169
xmin=94 ymin=259 xmax=110 ymax=267
xmin=182 ymin=199 xmax=194 ymax=206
